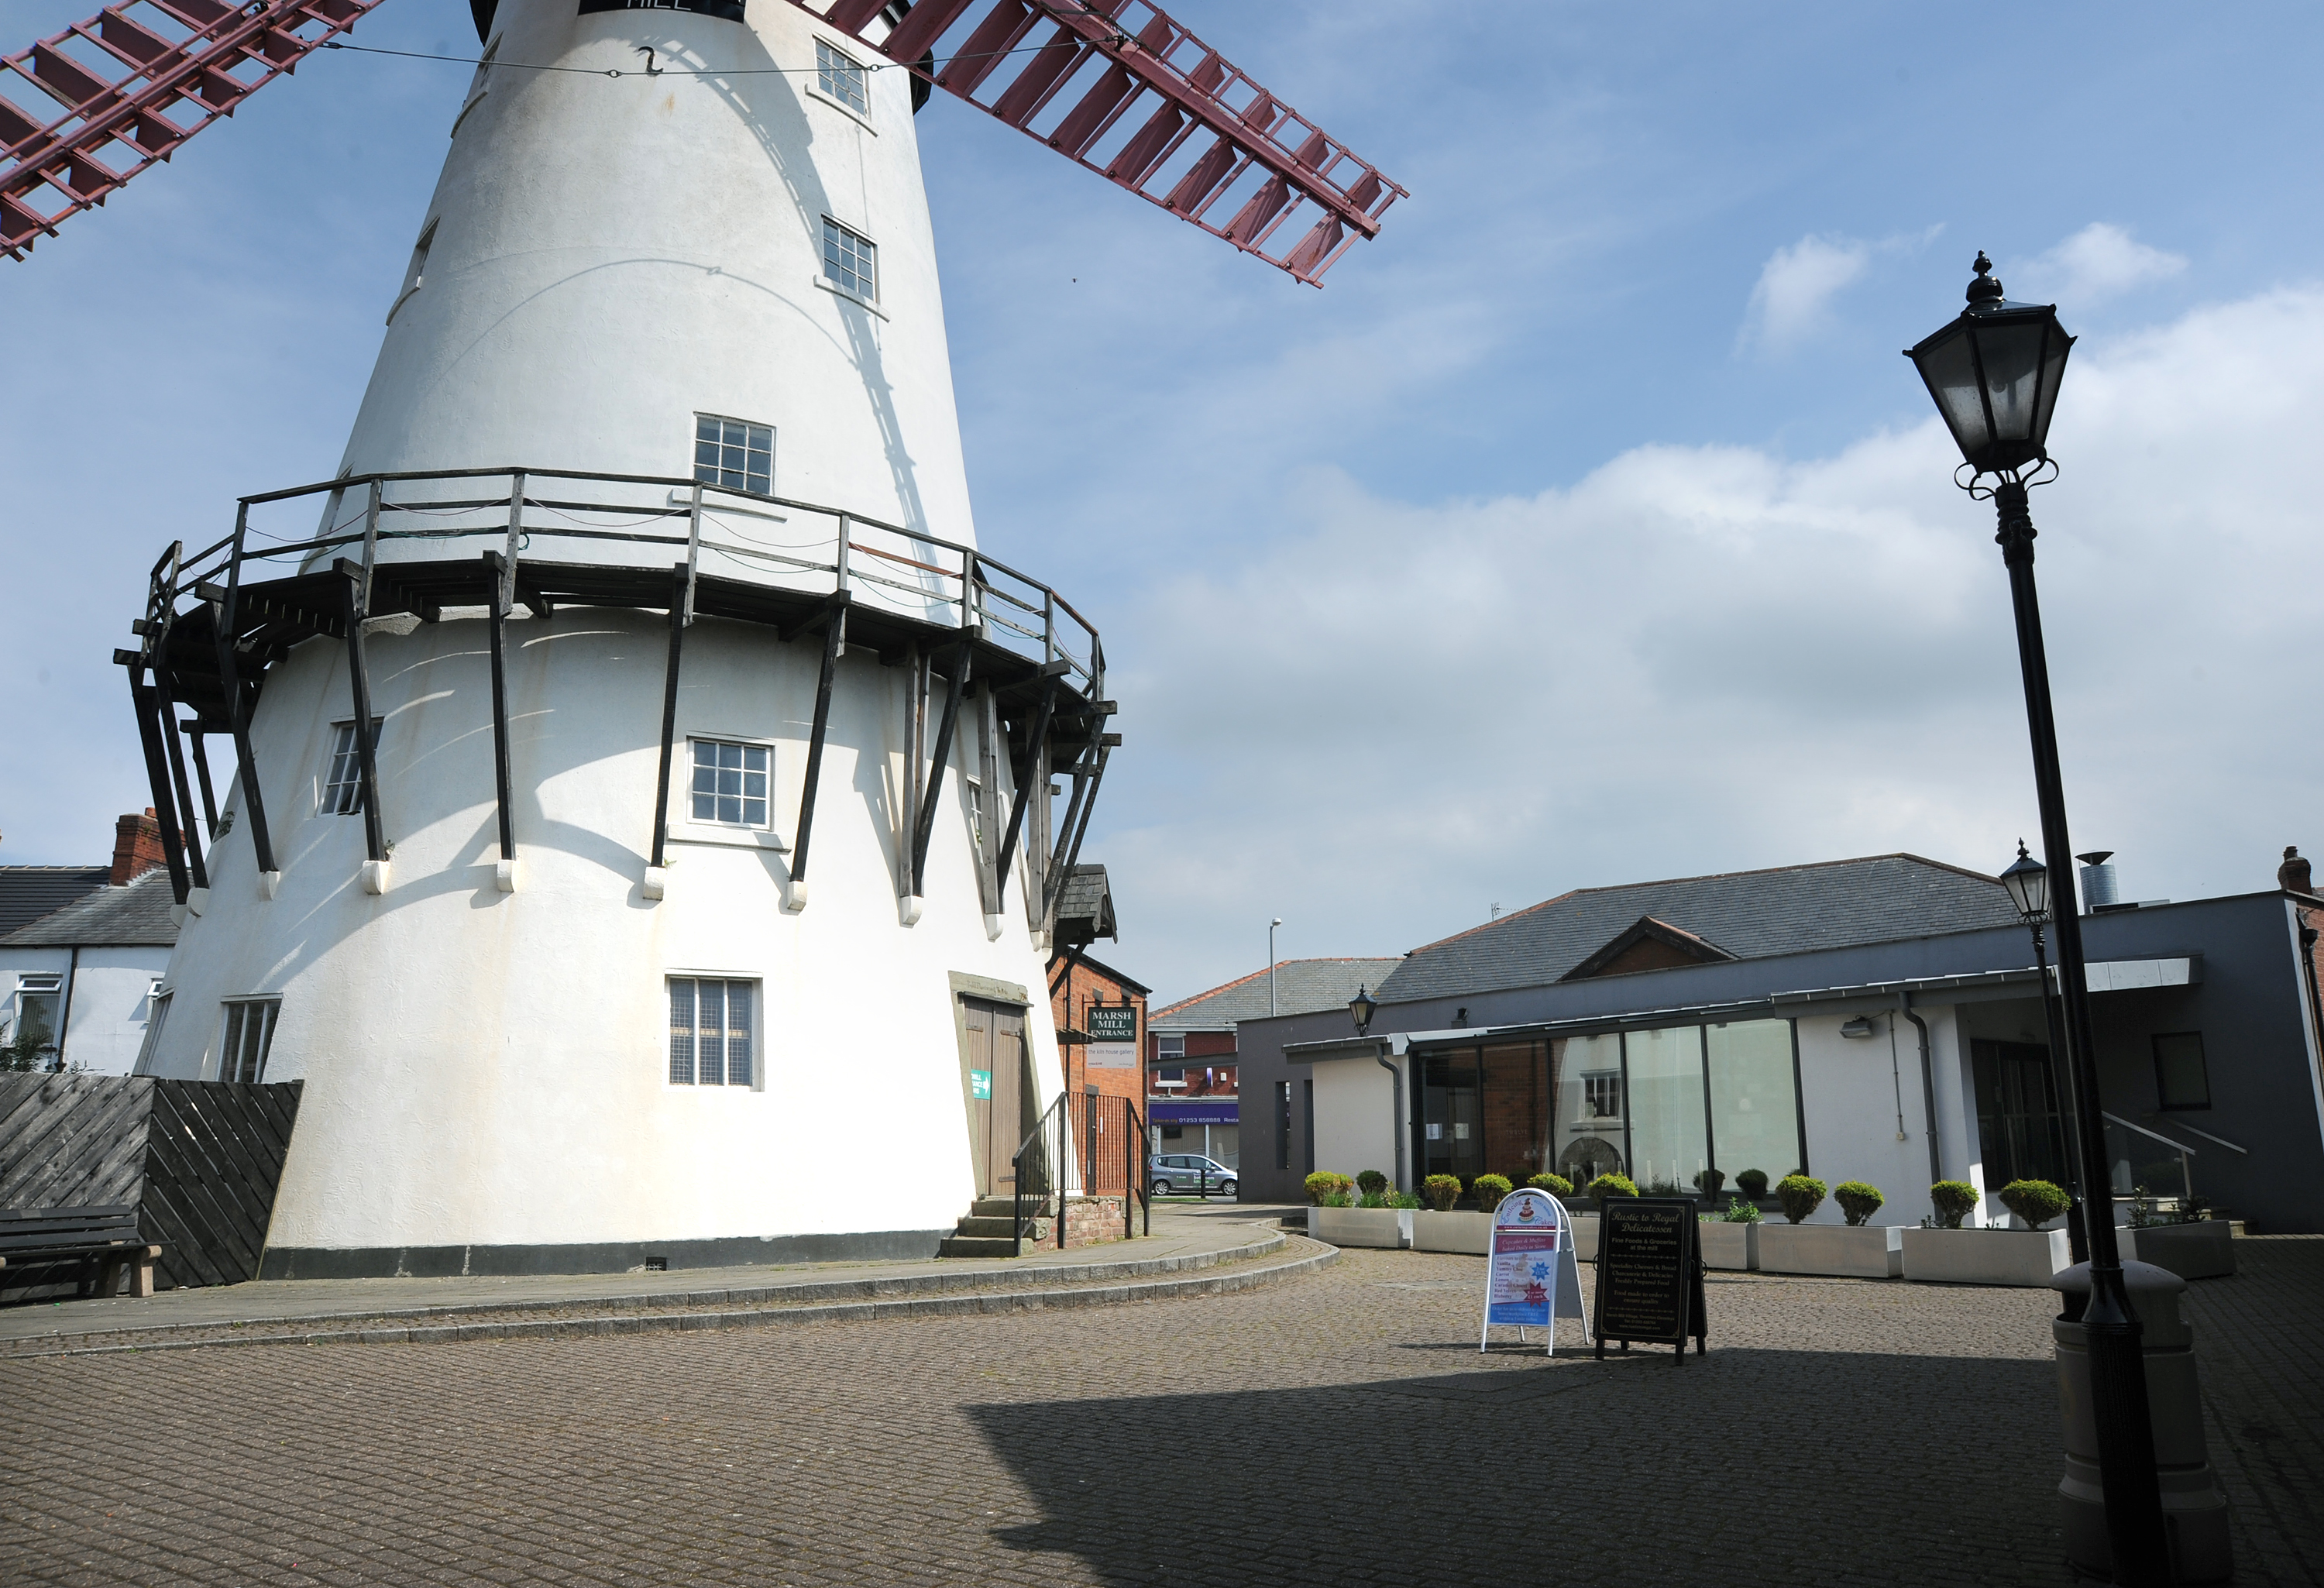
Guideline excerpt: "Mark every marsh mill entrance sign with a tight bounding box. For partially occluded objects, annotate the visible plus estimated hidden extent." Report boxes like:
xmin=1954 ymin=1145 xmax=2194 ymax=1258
xmin=4 ymin=0 xmax=1401 ymax=1275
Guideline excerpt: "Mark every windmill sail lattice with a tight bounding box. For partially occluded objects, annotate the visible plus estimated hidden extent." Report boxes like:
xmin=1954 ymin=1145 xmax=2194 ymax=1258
xmin=2 ymin=0 xmax=388 ymax=260
xmin=5 ymin=0 xmax=1401 ymax=281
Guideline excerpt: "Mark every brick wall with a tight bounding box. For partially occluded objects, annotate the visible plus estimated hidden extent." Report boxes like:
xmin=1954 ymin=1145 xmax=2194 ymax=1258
xmin=1050 ymin=957 xmax=1147 ymax=1110
xmin=110 ymin=809 xmax=167 ymax=885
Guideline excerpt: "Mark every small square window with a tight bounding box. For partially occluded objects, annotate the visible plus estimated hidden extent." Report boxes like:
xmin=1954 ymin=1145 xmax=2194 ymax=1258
xmin=1583 ymin=1071 xmax=1621 ymax=1119
xmin=669 ymin=978 xmax=755 ymax=1087
xmin=689 ymin=738 xmax=770 ymax=828
xmin=2153 ymin=1032 xmax=2211 ymax=1110
xmin=821 ymin=217 xmax=877 ymax=303
xmin=219 ymin=998 xmax=280 ymax=1083
xmin=693 ymin=414 xmax=773 ymax=497
xmin=815 ymin=38 xmax=869 ymax=115
xmin=1157 ymin=1034 xmax=1185 ymax=1059
xmin=322 ymin=720 xmax=384 ymax=816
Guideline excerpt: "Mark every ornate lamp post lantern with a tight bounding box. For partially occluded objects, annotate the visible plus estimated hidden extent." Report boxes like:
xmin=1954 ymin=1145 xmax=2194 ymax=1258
xmin=1910 ymin=255 xmax=2168 ymax=1583
xmin=1348 ymin=985 xmax=1379 ymax=1036
xmin=2000 ymin=841 xmax=2089 ymax=1264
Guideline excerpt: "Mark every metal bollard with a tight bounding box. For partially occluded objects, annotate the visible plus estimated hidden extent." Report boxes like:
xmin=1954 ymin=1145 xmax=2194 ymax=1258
xmin=2049 ymin=1260 xmax=2231 ymax=1584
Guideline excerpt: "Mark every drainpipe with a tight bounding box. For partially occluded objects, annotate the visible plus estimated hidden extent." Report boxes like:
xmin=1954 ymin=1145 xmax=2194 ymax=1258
xmin=1899 ymin=994 xmax=1940 ymax=1187
xmin=1376 ymin=1046 xmax=1407 ymax=1192
xmin=52 ymin=946 xmax=81 ymax=1073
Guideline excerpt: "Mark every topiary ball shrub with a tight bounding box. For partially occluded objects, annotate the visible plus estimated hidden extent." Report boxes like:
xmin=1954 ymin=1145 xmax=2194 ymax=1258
xmin=1304 ymin=1171 xmax=1354 ymax=1207
xmin=1930 ymin=1181 xmax=1981 ymax=1229
xmin=1528 ymin=1173 xmax=1574 ymax=1198
xmin=1998 ymin=1179 xmax=2071 ymax=1229
xmin=1587 ymin=1172 xmax=1639 ymax=1201
xmin=1422 ymin=1174 xmax=1463 ymax=1212
xmin=1471 ymin=1174 xmax=1513 ymax=1214
xmin=1833 ymin=1181 xmax=1885 ymax=1226
xmin=1735 ymin=1168 xmax=1769 ymax=1199
xmin=1776 ymin=1174 xmax=1827 ymax=1224
xmin=1693 ymin=1167 xmax=1727 ymax=1197
xmin=1356 ymin=1169 xmax=1389 ymax=1197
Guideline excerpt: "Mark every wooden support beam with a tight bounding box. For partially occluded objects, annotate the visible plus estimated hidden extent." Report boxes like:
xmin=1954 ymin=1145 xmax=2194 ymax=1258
xmin=909 ymin=640 xmax=971 ymax=898
xmin=205 ymin=597 xmax=277 ymax=878
xmin=151 ymin=665 xmax=209 ymax=892
xmin=483 ymin=552 xmax=517 ymax=864
xmin=789 ymin=600 xmax=846 ymax=889
xmin=996 ymin=674 xmax=1058 ymax=893
xmin=898 ymin=642 xmax=923 ymax=900
xmin=184 ymin=723 xmax=220 ymax=840
xmin=126 ymin=670 xmax=191 ymax=906
xmin=339 ymin=562 xmax=387 ymax=865
xmin=1044 ymin=740 xmax=1112 ymax=940
xmin=976 ymin=682 xmax=1003 ymax=919
xmin=648 ymin=564 xmax=688 ymax=872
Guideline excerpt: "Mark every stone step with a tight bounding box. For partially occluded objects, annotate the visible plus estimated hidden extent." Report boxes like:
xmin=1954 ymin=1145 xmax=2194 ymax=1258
xmin=969 ymin=1197 xmax=1026 ymax=1218
xmin=954 ymin=1216 xmax=1019 ymax=1238
xmin=937 ymin=1235 xmax=1023 ymax=1259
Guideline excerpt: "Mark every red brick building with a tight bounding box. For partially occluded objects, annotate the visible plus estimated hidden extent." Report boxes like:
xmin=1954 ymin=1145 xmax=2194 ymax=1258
xmin=1050 ymin=950 xmax=1150 ymax=1112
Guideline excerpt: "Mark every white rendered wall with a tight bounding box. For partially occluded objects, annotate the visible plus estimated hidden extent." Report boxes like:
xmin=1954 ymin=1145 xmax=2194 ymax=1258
xmin=1308 ymin=1056 xmax=1404 ymax=1188
xmin=151 ymin=607 xmax=1064 ymax=1253
xmin=338 ymin=0 xmax=975 ymax=555
xmin=1793 ymin=1007 xmax=1975 ymax=1227
xmin=2 ymin=947 xmax=170 ymax=1076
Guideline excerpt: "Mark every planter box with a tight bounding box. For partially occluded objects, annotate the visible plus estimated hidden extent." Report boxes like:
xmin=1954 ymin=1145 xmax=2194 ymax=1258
xmin=1696 ymin=1220 xmax=1760 ymax=1272
xmin=1411 ymin=1209 xmax=1494 ymax=1254
xmin=1308 ymin=1206 xmax=1412 ymax=1249
xmin=2124 ymin=1220 xmax=2236 ymax=1280
xmin=1755 ymin=1222 xmax=1899 ymax=1278
xmin=1900 ymin=1226 xmax=2071 ymax=1287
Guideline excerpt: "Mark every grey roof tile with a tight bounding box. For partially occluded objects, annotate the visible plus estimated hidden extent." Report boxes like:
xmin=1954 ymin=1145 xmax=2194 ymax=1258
xmin=1152 ymin=958 xmax=1404 ymax=1030
xmin=0 ymin=867 xmax=111 ymax=936
xmin=1377 ymin=853 xmax=2018 ymax=1005
xmin=0 ymin=870 xmax=179 ymax=947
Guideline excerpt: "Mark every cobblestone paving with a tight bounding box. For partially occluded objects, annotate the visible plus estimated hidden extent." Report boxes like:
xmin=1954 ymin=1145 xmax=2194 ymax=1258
xmin=3 ymin=1236 xmax=2315 ymax=1586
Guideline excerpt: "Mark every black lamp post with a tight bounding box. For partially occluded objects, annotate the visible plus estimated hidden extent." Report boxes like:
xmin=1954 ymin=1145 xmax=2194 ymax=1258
xmin=2000 ymin=841 xmax=2090 ymax=1265
xmin=1348 ymin=985 xmax=1378 ymax=1036
xmin=1910 ymin=255 xmax=2168 ymax=1585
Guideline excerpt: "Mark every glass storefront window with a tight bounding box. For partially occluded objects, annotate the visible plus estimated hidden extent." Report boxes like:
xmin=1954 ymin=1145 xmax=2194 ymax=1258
xmin=1552 ymin=1032 xmax=1626 ymax=1186
xmin=1480 ymin=1042 xmax=1550 ymax=1181
xmin=1625 ymin=1025 xmax=1708 ymax=1194
xmin=1707 ymin=1019 xmax=1803 ymax=1187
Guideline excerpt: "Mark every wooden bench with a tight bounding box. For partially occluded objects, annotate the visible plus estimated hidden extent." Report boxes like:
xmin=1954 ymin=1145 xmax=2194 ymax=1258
xmin=0 ymin=1206 xmax=163 ymax=1299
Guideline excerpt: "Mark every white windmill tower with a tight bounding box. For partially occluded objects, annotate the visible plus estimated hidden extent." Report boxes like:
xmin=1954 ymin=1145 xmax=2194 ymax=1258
xmin=9 ymin=0 xmax=1401 ymax=1273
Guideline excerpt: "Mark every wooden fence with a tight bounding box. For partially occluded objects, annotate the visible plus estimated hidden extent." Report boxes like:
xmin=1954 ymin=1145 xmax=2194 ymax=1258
xmin=0 ymin=1075 xmax=303 ymax=1292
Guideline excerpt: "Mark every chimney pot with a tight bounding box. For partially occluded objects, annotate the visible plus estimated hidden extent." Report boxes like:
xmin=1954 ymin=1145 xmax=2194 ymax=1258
xmin=2281 ymin=845 xmax=2313 ymax=896
xmin=111 ymin=811 xmax=167 ymax=885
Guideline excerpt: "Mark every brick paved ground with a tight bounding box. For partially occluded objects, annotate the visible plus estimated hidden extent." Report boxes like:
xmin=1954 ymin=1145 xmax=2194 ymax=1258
xmin=3 ymin=1233 xmax=2315 ymax=1586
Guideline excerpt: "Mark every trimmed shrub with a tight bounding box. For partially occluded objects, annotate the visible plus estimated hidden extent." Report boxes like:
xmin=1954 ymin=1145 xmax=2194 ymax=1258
xmin=1587 ymin=1172 xmax=1639 ymax=1201
xmin=1735 ymin=1168 xmax=1770 ymax=1199
xmin=1356 ymin=1169 xmax=1389 ymax=1197
xmin=1776 ymin=1174 xmax=1827 ymax=1224
xmin=1693 ymin=1167 xmax=1727 ymax=1197
xmin=1833 ymin=1181 xmax=1886 ymax=1226
xmin=1527 ymin=1173 xmax=1574 ymax=1198
xmin=1999 ymin=1179 xmax=2071 ymax=1229
xmin=1930 ymin=1181 xmax=1981 ymax=1229
xmin=1422 ymin=1174 xmax=1463 ymax=1212
xmin=1304 ymin=1171 xmax=1353 ymax=1207
xmin=1471 ymin=1174 xmax=1513 ymax=1214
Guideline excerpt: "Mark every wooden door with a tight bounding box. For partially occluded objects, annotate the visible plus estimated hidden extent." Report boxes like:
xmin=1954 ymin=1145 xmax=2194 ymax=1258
xmin=962 ymin=999 xmax=1030 ymax=1199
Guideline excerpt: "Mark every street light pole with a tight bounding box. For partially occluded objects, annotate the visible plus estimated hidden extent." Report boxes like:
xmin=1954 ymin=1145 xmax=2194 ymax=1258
xmin=1911 ymin=255 xmax=2168 ymax=1585
xmin=1269 ymin=917 xmax=1282 ymax=1018
xmin=2003 ymin=843 xmax=2091 ymax=1267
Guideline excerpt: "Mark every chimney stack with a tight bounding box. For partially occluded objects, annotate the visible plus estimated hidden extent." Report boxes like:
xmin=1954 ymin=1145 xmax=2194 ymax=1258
xmin=111 ymin=809 xmax=166 ymax=885
xmin=2281 ymin=845 xmax=2313 ymax=896
xmin=2076 ymin=851 xmax=2119 ymax=913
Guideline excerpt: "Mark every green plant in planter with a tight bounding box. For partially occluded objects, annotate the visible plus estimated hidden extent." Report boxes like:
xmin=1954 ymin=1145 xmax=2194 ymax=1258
xmin=1734 ymin=1168 xmax=1769 ymax=1199
xmin=1527 ymin=1173 xmax=1573 ymax=1198
xmin=1422 ymin=1174 xmax=1463 ymax=1212
xmin=1387 ymin=1191 xmax=1423 ymax=1210
xmin=1356 ymin=1169 xmax=1389 ymax=1197
xmin=1833 ymin=1181 xmax=1885 ymax=1227
xmin=1693 ymin=1167 xmax=1727 ymax=1197
xmin=1358 ymin=1189 xmax=1389 ymax=1208
xmin=1587 ymin=1172 xmax=1638 ymax=1201
xmin=1776 ymin=1175 xmax=1827 ymax=1224
xmin=1930 ymin=1181 xmax=1981 ymax=1229
xmin=1998 ymin=1179 xmax=2070 ymax=1229
xmin=1470 ymin=1174 xmax=1513 ymax=1214
xmin=1318 ymin=1188 xmax=1354 ymax=1208
xmin=1719 ymin=1197 xmax=1762 ymax=1223
xmin=1304 ymin=1171 xmax=1354 ymax=1206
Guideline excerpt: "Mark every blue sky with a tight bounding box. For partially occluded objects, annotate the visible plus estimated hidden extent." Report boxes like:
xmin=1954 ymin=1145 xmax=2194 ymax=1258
xmin=5 ymin=2 xmax=2322 ymax=1003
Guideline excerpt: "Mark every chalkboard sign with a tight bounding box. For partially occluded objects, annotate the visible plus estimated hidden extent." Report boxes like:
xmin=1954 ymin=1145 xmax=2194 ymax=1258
xmin=1592 ymin=1197 xmax=1707 ymax=1364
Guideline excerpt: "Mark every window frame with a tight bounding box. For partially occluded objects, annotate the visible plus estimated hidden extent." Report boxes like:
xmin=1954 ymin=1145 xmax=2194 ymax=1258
xmin=133 ymin=988 xmax=173 ymax=1076
xmin=817 ymin=216 xmax=880 ymax=308
xmin=218 ymin=997 xmax=280 ymax=1084
xmin=685 ymin=734 xmax=774 ymax=832
xmin=11 ymin=974 xmax=62 ymax=1054
xmin=387 ymin=218 xmax=437 ymax=326
xmin=2151 ymin=1030 xmax=2212 ymax=1111
xmin=320 ymin=717 xmax=385 ymax=817
xmin=666 ymin=974 xmax=761 ymax=1090
xmin=693 ymin=412 xmax=775 ymax=498
xmin=810 ymin=36 xmax=875 ymax=123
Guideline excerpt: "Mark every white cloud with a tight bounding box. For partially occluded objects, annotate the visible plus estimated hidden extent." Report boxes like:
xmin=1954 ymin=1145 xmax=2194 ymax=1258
xmin=1102 ymin=287 xmax=2324 ymax=999
xmin=2016 ymin=223 xmax=2188 ymax=306
xmin=1739 ymin=234 xmax=1873 ymax=355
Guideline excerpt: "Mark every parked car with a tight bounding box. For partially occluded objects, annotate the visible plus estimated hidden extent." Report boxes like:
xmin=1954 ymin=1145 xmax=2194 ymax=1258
xmin=1148 ymin=1154 xmax=1237 ymax=1198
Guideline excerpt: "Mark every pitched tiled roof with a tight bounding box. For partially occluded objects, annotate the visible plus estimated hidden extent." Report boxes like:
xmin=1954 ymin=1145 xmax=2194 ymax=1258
xmin=0 ymin=867 xmax=111 ymax=935
xmin=1152 ymin=957 xmax=1405 ymax=1030
xmin=1377 ymin=854 xmax=2018 ymax=1004
xmin=1053 ymin=864 xmax=1116 ymax=947
xmin=0 ymin=870 xmax=178 ymax=947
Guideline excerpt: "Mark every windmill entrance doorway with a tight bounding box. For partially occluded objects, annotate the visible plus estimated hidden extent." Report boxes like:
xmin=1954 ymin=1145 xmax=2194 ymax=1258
xmin=961 ymin=998 xmax=1033 ymax=1199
